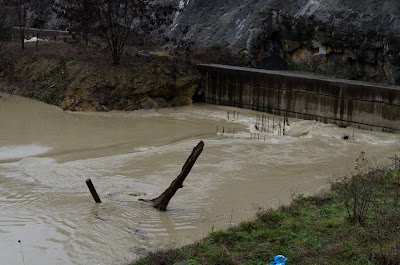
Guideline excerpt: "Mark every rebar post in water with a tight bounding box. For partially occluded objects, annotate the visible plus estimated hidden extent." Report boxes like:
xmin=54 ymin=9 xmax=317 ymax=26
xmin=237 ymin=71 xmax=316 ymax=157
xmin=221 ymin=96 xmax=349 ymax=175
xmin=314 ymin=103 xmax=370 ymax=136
xmin=86 ymin=179 xmax=102 ymax=203
xmin=273 ymin=117 xmax=275 ymax=132
xmin=283 ymin=117 xmax=286 ymax=135
xmin=261 ymin=114 xmax=263 ymax=127
xmin=18 ymin=240 xmax=25 ymax=265
xmin=264 ymin=115 xmax=266 ymax=132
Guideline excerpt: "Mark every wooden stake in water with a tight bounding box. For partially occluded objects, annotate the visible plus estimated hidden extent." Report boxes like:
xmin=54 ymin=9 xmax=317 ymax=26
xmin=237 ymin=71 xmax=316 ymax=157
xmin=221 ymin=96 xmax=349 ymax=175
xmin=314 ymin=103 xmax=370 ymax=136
xmin=223 ymin=126 xmax=225 ymax=133
xmin=353 ymin=129 xmax=355 ymax=140
xmin=86 ymin=179 xmax=102 ymax=203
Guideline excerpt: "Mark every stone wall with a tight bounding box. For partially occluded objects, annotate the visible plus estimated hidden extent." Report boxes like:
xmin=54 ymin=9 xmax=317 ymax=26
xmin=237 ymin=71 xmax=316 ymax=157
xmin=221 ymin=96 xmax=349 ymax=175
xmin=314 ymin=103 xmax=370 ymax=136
xmin=199 ymin=64 xmax=400 ymax=133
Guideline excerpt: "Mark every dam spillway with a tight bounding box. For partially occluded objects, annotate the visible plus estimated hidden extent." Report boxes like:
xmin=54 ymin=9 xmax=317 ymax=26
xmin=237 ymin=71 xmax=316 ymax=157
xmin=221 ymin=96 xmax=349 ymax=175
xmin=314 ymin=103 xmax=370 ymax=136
xmin=198 ymin=64 xmax=400 ymax=133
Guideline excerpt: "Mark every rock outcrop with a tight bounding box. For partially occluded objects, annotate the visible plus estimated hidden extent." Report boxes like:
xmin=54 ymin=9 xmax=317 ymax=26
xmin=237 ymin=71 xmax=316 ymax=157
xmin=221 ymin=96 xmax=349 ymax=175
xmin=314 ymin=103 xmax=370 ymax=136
xmin=171 ymin=0 xmax=400 ymax=85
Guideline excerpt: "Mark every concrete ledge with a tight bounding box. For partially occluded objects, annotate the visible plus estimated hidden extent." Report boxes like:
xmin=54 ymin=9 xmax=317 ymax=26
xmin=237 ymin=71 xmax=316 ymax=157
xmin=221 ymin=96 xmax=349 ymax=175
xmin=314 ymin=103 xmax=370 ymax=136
xmin=199 ymin=64 xmax=400 ymax=133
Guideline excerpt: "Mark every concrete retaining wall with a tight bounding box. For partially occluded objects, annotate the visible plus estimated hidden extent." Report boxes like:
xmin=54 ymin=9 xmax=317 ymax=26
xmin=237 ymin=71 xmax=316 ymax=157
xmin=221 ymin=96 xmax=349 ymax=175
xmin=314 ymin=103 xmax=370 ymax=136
xmin=198 ymin=64 xmax=400 ymax=133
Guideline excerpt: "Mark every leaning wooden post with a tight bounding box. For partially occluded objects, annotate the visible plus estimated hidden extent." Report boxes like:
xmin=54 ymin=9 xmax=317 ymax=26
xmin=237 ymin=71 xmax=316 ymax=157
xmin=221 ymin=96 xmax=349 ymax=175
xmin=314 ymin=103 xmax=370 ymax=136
xmin=86 ymin=179 xmax=101 ymax=203
xmin=140 ymin=141 xmax=204 ymax=211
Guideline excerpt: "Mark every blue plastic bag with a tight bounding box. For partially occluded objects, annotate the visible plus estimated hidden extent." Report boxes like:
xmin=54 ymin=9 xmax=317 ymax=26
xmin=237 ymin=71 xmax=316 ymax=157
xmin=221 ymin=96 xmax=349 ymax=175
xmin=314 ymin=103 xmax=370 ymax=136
xmin=270 ymin=255 xmax=287 ymax=265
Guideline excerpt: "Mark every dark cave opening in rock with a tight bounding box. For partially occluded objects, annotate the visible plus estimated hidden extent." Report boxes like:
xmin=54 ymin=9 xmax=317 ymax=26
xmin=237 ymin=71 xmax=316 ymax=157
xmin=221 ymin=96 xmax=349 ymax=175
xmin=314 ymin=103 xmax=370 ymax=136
xmin=260 ymin=31 xmax=286 ymax=70
xmin=192 ymin=87 xmax=206 ymax=103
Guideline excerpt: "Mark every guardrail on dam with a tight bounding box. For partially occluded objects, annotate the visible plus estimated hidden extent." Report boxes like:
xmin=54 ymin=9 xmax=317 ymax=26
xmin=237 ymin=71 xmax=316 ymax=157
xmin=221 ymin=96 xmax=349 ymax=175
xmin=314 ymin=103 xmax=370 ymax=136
xmin=198 ymin=64 xmax=400 ymax=133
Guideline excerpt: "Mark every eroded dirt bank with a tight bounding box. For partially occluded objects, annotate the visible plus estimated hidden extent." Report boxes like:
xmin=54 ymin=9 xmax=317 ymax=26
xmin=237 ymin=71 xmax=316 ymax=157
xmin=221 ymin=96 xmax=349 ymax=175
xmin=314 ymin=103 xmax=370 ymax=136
xmin=0 ymin=46 xmax=201 ymax=112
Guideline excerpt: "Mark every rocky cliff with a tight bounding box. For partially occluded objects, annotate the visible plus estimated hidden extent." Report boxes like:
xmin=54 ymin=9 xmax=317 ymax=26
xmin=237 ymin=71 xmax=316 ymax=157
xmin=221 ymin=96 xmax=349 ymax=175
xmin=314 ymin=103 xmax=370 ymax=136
xmin=171 ymin=0 xmax=400 ymax=85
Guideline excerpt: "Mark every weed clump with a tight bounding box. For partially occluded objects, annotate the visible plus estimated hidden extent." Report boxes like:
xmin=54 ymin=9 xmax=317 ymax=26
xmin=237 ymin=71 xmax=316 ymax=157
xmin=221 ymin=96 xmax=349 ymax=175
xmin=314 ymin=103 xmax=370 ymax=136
xmin=332 ymin=151 xmax=387 ymax=225
xmin=256 ymin=208 xmax=284 ymax=228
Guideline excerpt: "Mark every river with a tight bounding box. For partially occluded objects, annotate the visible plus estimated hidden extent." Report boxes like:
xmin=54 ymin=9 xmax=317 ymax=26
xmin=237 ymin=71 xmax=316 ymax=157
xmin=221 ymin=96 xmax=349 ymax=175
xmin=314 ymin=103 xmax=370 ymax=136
xmin=0 ymin=93 xmax=398 ymax=264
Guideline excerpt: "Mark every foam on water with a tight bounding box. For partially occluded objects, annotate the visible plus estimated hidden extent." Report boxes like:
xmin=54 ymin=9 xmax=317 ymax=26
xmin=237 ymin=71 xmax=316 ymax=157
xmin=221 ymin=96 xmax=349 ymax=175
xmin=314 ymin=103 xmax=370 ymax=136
xmin=0 ymin=145 xmax=51 ymax=160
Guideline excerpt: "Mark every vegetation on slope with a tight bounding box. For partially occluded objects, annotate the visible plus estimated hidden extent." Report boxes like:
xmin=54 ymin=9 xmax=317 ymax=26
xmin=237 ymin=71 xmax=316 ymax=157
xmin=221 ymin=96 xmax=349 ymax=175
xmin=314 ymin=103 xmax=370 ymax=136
xmin=0 ymin=38 xmax=239 ymax=111
xmin=133 ymin=153 xmax=400 ymax=265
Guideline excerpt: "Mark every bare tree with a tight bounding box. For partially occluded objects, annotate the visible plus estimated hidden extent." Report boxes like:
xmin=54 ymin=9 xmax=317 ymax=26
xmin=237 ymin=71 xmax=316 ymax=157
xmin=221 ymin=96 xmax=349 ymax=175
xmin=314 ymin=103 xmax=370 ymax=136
xmin=0 ymin=0 xmax=12 ymax=52
xmin=55 ymin=0 xmax=175 ymax=65
xmin=30 ymin=0 xmax=54 ymax=51
xmin=169 ymin=26 xmax=194 ymax=80
xmin=9 ymin=0 xmax=31 ymax=50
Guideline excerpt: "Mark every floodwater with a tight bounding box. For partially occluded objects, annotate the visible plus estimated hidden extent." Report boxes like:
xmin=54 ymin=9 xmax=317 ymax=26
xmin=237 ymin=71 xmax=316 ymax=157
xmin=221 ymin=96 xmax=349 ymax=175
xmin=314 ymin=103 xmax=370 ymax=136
xmin=0 ymin=93 xmax=398 ymax=265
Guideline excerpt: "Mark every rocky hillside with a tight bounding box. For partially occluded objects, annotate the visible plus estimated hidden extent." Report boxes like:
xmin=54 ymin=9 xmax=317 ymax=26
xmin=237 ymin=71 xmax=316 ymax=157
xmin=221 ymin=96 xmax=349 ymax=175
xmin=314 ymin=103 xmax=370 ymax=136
xmin=172 ymin=0 xmax=400 ymax=85
xmin=5 ymin=0 xmax=399 ymax=109
xmin=25 ymin=0 xmax=400 ymax=85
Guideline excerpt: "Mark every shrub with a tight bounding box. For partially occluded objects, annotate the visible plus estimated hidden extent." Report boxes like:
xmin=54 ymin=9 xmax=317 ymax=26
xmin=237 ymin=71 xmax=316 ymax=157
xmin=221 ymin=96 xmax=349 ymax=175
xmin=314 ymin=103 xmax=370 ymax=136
xmin=332 ymin=152 xmax=385 ymax=225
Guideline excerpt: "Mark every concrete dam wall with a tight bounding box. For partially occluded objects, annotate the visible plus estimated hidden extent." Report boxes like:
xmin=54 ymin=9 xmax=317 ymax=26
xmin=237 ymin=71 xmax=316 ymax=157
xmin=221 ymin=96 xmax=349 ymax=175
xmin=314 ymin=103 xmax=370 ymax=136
xmin=198 ymin=64 xmax=400 ymax=133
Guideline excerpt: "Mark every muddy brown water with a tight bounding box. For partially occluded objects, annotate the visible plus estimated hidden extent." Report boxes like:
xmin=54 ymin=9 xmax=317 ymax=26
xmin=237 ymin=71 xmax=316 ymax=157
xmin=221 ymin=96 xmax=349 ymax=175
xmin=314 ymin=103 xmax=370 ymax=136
xmin=0 ymin=93 xmax=399 ymax=264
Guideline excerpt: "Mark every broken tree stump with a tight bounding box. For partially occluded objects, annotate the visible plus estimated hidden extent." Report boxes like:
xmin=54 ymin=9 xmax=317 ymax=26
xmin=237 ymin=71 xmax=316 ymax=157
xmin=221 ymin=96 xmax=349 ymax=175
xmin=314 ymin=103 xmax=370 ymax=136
xmin=140 ymin=141 xmax=204 ymax=211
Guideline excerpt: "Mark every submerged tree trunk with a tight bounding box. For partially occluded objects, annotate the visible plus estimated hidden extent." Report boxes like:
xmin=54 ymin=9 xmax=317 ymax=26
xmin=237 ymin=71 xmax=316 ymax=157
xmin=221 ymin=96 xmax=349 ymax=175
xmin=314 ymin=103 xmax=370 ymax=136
xmin=140 ymin=141 xmax=204 ymax=211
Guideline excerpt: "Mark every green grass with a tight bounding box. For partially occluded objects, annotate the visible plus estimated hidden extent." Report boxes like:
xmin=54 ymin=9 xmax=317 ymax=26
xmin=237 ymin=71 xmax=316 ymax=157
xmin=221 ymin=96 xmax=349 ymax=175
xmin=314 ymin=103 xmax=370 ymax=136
xmin=133 ymin=163 xmax=400 ymax=265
